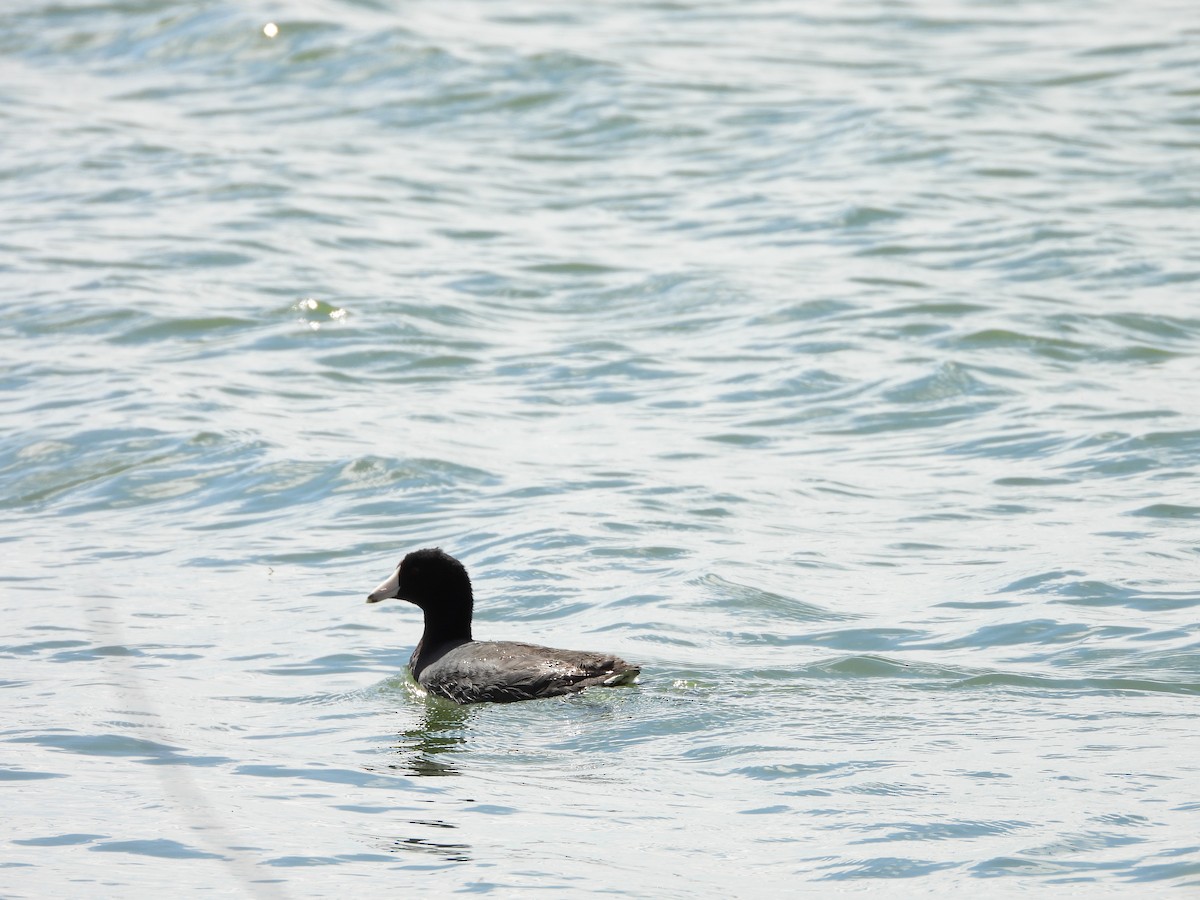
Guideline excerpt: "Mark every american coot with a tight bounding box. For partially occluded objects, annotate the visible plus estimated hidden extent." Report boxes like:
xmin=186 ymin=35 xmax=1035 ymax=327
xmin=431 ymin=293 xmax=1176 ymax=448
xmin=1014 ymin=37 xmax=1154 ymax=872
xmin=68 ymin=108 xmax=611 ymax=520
xmin=367 ymin=548 xmax=640 ymax=704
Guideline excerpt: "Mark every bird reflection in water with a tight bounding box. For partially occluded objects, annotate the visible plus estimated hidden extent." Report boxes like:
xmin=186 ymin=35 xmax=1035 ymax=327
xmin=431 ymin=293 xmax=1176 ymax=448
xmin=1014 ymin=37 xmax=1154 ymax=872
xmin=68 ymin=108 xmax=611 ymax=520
xmin=391 ymin=826 xmax=470 ymax=864
xmin=385 ymin=699 xmax=473 ymax=862
xmin=391 ymin=696 xmax=472 ymax=778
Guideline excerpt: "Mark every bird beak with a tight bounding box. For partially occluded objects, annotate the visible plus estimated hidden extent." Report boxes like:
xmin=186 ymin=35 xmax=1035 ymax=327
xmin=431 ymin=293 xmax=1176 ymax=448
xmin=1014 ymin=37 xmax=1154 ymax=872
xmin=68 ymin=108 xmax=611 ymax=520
xmin=367 ymin=567 xmax=400 ymax=604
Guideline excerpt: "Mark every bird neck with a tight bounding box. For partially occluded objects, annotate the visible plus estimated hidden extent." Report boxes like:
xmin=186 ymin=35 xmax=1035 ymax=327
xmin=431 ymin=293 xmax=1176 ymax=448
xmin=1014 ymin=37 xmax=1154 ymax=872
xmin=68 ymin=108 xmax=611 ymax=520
xmin=420 ymin=607 xmax=473 ymax=646
xmin=410 ymin=610 xmax=472 ymax=681
xmin=416 ymin=590 xmax=474 ymax=650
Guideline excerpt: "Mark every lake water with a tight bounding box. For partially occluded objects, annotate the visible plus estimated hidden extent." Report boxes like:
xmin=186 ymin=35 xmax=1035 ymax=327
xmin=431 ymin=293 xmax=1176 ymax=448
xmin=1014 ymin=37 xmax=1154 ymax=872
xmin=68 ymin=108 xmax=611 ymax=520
xmin=2 ymin=0 xmax=1199 ymax=895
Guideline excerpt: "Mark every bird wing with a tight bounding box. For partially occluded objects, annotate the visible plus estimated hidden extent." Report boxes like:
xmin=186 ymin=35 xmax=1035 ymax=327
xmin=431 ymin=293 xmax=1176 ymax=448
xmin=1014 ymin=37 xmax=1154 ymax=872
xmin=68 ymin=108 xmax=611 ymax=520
xmin=423 ymin=642 xmax=639 ymax=704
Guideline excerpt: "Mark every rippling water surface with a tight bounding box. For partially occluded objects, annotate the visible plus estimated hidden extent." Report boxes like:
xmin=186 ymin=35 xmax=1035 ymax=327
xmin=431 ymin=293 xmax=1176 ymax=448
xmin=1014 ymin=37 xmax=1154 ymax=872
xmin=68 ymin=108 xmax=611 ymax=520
xmin=3 ymin=0 xmax=1199 ymax=894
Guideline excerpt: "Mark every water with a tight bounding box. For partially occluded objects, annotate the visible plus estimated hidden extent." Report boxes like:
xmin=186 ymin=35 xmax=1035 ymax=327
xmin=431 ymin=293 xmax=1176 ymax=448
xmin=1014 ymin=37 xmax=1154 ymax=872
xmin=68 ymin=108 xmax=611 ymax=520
xmin=2 ymin=0 xmax=1199 ymax=894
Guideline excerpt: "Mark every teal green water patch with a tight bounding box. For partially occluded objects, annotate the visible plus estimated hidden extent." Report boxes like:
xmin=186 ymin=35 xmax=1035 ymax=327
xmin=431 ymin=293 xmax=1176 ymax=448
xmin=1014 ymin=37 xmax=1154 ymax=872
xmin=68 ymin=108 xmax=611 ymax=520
xmin=90 ymin=839 xmax=225 ymax=860
xmin=735 ymin=759 xmax=893 ymax=781
xmin=257 ymin=653 xmax=379 ymax=677
xmin=697 ymin=572 xmax=850 ymax=621
xmin=0 ymin=768 xmax=67 ymax=781
xmin=13 ymin=834 xmax=106 ymax=846
xmin=852 ymin=817 xmax=1032 ymax=842
xmin=793 ymin=628 xmax=931 ymax=651
xmin=792 ymin=655 xmax=1200 ymax=696
xmin=1130 ymin=503 xmax=1200 ymax=519
xmin=946 ymin=673 xmax=1200 ymax=697
xmin=108 ymin=315 xmax=257 ymax=344
xmin=1000 ymin=571 xmax=1200 ymax=611
xmin=8 ymin=733 xmax=183 ymax=758
xmin=800 ymin=655 xmax=969 ymax=681
xmin=233 ymin=764 xmax=435 ymax=792
xmin=817 ymin=856 xmax=961 ymax=880
xmin=6 ymin=732 xmax=234 ymax=766
xmin=0 ymin=639 xmax=90 ymax=655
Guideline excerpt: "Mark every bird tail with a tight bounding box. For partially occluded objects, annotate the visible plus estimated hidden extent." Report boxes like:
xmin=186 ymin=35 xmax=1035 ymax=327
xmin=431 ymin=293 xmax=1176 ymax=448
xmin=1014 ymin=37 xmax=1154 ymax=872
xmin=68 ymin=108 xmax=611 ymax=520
xmin=602 ymin=666 xmax=641 ymax=686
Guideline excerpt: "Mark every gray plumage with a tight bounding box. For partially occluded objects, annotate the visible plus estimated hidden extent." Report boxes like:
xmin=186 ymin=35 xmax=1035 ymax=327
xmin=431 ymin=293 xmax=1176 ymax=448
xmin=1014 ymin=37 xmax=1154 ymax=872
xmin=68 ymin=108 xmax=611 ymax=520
xmin=367 ymin=548 xmax=640 ymax=704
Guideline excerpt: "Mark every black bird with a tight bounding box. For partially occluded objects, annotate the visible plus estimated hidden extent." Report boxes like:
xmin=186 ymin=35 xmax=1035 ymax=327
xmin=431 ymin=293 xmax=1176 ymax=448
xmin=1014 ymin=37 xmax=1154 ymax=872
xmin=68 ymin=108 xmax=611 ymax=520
xmin=367 ymin=548 xmax=640 ymax=704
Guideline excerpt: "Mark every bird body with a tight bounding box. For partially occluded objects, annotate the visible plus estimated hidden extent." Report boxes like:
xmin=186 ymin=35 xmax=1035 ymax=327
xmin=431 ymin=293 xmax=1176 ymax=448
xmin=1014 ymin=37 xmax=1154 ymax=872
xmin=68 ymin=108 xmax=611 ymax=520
xmin=367 ymin=548 xmax=640 ymax=704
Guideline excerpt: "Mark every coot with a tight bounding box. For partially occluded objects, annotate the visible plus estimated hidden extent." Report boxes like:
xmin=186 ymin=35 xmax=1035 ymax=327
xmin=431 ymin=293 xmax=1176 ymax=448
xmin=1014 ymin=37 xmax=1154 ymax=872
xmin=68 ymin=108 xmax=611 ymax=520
xmin=367 ymin=548 xmax=640 ymax=704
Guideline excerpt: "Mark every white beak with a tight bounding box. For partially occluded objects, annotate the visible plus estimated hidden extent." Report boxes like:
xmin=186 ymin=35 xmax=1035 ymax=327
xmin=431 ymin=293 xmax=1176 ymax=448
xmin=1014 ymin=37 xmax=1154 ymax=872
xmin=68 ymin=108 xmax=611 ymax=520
xmin=367 ymin=566 xmax=401 ymax=604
